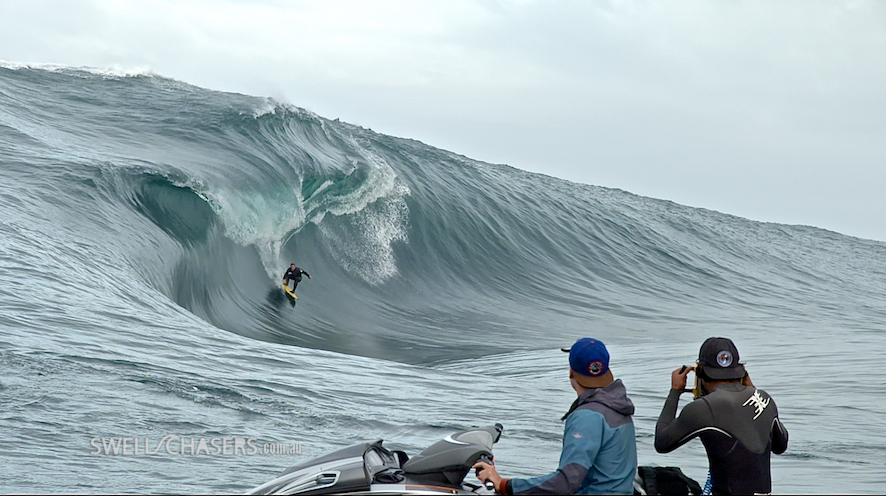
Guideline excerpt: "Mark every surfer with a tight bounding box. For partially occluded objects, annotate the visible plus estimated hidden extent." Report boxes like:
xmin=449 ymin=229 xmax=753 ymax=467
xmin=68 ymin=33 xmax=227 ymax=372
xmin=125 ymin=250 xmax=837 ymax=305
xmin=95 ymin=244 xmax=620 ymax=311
xmin=282 ymin=263 xmax=312 ymax=292
xmin=654 ymin=337 xmax=788 ymax=495
xmin=473 ymin=338 xmax=638 ymax=495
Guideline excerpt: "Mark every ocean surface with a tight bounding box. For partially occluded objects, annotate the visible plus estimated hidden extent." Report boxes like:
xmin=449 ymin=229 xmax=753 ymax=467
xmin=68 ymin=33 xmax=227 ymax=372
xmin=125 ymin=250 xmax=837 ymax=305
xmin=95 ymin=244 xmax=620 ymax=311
xmin=1 ymin=63 xmax=884 ymax=494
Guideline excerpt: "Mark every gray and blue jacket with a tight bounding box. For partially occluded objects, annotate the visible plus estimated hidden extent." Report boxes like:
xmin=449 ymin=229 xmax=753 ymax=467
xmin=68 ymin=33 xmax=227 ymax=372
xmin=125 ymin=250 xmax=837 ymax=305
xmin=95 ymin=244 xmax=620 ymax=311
xmin=506 ymin=379 xmax=638 ymax=495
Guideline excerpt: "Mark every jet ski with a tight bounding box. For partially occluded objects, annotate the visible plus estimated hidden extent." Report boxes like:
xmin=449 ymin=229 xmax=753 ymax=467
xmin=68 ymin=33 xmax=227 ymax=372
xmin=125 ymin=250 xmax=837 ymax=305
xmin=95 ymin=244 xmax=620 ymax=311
xmin=246 ymin=422 xmax=701 ymax=496
xmin=247 ymin=424 xmax=503 ymax=495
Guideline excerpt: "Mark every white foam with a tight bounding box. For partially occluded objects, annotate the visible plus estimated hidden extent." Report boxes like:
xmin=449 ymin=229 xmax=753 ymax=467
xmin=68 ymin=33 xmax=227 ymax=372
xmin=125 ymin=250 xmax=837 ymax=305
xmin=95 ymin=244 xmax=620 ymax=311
xmin=0 ymin=59 xmax=157 ymax=78
xmin=300 ymin=134 xmax=412 ymax=284
xmin=318 ymin=184 xmax=410 ymax=286
xmin=245 ymin=98 xmax=280 ymax=119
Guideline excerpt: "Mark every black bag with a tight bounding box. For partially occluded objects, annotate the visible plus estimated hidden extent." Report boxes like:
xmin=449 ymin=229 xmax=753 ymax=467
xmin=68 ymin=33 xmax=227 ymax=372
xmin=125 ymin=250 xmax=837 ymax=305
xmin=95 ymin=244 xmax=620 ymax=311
xmin=634 ymin=466 xmax=702 ymax=495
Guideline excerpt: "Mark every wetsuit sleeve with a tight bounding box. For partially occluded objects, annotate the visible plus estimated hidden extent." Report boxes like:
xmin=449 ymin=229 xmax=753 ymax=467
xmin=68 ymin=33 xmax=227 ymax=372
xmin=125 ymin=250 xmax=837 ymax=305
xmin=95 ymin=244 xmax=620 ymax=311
xmin=300 ymin=269 xmax=311 ymax=278
xmin=771 ymin=417 xmax=788 ymax=454
xmin=655 ymin=389 xmax=714 ymax=453
xmin=509 ymin=410 xmax=601 ymax=495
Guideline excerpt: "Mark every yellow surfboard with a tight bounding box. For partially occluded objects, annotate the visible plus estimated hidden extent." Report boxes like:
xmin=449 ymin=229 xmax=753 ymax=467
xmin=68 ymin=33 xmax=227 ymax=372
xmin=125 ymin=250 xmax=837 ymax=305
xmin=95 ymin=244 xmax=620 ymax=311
xmin=282 ymin=283 xmax=298 ymax=300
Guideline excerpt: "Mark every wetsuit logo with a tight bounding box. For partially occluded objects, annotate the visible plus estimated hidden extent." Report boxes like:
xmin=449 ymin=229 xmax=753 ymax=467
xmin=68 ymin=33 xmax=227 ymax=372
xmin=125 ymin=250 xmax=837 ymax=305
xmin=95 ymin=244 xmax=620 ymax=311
xmin=742 ymin=390 xmax=771 ymax=420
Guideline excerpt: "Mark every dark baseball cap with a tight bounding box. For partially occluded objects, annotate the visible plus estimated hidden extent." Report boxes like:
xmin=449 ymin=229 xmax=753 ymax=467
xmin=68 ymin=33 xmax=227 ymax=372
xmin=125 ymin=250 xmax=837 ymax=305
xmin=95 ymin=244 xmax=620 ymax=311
xmin=698 ymin=337 xmax=746 ymax=381
xmin=561 ymin=338 xmax=610 ymax=377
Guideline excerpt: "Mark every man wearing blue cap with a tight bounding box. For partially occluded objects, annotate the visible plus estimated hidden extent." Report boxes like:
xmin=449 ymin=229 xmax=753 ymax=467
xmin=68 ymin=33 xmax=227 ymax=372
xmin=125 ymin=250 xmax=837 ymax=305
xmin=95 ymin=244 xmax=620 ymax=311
xmin=473 ymin=338 xmax=638 ymax=495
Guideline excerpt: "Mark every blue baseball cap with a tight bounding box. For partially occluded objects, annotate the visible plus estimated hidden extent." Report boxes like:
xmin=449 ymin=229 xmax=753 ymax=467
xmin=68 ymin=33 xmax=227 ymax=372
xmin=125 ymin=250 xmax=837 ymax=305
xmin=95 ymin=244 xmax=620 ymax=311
xmin=561 ymin=338 xmax=610 ymax=377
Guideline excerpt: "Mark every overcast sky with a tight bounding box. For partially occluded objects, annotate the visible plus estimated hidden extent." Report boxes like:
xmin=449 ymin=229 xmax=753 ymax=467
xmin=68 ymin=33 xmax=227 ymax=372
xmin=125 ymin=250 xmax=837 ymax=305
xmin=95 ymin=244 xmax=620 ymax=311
xmin=2 ymin=0 xmax=885 ymax=241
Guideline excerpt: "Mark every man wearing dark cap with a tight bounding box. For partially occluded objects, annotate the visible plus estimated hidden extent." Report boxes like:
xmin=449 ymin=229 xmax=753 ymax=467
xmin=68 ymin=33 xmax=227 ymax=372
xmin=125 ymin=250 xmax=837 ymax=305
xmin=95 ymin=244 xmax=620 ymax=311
xmin=655 ymin=337 xmax=789 ymax=495
xmin=473 ymin=338 xmax=637 ymax=495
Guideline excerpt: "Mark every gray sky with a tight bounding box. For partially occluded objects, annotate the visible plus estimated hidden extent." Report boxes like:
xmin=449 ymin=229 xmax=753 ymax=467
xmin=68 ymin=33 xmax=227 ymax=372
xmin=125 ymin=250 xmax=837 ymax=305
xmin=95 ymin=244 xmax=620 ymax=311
xmin=3 ymin=0 xmax=885 ymax=241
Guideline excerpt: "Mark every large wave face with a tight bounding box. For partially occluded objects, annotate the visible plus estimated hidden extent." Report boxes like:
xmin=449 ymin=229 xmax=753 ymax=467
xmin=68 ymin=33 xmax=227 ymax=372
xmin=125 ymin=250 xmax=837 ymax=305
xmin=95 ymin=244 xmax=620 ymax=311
xmin=3 ymin=64 xmax=885 ymax=366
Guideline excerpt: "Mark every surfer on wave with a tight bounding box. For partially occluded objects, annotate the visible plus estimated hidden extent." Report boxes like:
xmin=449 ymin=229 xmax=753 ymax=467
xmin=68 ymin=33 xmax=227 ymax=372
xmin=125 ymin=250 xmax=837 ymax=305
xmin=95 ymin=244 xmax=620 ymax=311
xmin=282 ymin=263 xmax=312 ymax=293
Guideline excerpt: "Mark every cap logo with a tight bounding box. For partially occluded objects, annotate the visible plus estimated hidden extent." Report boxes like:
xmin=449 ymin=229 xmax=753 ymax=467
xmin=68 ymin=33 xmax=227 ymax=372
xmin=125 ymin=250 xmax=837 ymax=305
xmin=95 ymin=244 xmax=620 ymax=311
xmin=588 ymin=361 xmax=605 ymax=376
xmin=717 ymin=350 xmax=734 ymax=368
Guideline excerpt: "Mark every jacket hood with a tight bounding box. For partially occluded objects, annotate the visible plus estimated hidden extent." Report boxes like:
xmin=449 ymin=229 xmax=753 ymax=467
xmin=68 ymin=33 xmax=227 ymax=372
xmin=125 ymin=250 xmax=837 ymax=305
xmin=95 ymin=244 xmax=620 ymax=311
xmin=562 ymin=379 xmax=635 ymax=421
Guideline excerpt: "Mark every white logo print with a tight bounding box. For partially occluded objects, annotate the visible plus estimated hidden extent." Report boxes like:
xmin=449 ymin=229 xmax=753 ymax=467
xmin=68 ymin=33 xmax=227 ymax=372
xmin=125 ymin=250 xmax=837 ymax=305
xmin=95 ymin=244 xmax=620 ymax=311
xmin=742 ymin=391 xmax=771 ymax=420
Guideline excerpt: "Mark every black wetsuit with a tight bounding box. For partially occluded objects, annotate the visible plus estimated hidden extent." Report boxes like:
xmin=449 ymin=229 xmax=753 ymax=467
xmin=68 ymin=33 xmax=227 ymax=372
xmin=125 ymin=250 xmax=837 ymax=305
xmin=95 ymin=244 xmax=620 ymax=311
xmin=655 ymin=383 xmax=788 ymax=495
xmin=282 ymin=267 xmax=310 ymax=290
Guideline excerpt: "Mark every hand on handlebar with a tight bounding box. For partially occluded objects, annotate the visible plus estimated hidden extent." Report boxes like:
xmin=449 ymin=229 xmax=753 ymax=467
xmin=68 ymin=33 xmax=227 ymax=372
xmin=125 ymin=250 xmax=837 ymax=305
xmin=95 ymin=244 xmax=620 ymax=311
xmin=472 ymin=459 xmax=501 ymax=492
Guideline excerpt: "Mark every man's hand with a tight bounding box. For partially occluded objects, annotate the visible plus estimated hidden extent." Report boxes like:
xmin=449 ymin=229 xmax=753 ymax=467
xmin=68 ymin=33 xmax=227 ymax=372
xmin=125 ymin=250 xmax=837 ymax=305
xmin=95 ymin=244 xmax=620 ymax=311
xmin=472 ymin=461 xmax=502 ymax=489
xmin=671 ymin=366 xmax=692 ymax=391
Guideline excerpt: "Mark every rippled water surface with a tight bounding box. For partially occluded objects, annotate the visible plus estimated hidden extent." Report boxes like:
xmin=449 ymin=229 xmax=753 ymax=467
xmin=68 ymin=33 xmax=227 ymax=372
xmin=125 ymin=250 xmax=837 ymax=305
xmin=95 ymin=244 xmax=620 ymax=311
xmin=1 ymin=64 xmax=884 ymax=494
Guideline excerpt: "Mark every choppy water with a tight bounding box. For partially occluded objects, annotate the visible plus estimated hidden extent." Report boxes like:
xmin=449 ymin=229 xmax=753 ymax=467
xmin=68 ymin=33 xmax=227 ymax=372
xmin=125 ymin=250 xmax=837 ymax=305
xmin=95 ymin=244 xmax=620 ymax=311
xmin=1 ymin=63 xmax=884 ymax=494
